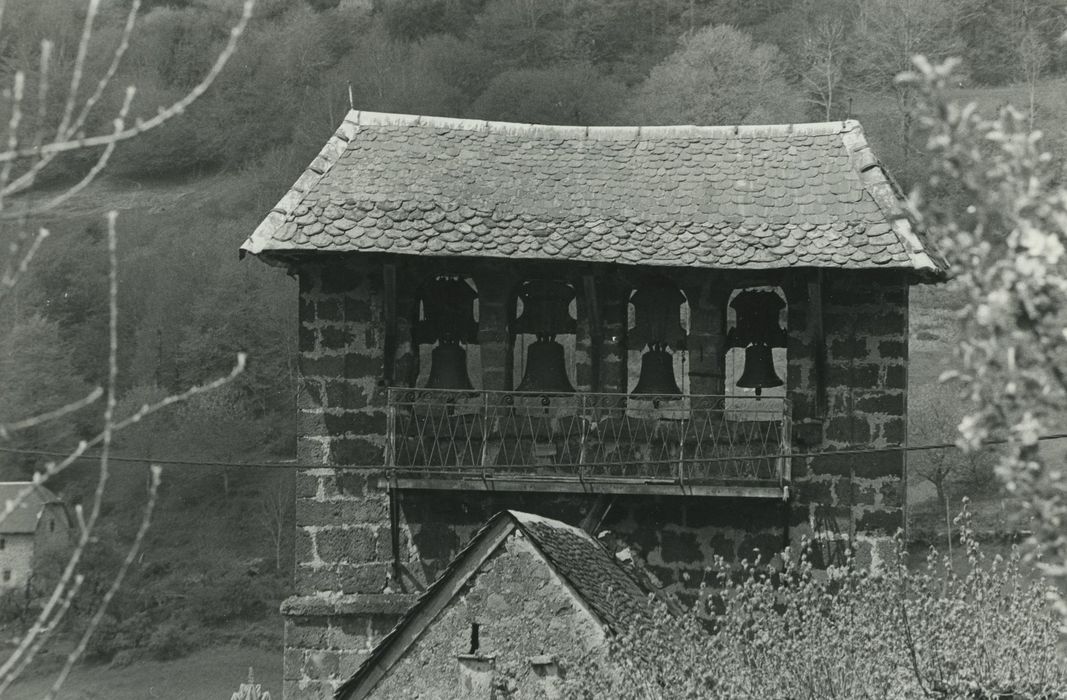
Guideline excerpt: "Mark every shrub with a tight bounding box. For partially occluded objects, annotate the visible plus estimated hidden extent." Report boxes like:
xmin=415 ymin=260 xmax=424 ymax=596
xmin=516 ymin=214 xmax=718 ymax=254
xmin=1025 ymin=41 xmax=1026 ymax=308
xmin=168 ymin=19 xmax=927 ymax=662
xmin=84 ymin=613 xmax=138 ymax=663
xmin=0 ymin=588 xmax=38 ymax=627
xmin=192 ymin=570 xmax=285 ymax=627
xmin=567 ymin=504 xmax=1067 ymax=699
xmin=146 ymin=622 xmax=194 ymax=661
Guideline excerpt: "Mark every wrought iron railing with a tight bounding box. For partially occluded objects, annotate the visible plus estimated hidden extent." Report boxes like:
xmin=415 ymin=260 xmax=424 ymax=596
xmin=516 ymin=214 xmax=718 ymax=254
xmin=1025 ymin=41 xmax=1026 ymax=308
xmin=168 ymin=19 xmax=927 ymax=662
xmin=385 ymin=389 xmax=791 ymax=489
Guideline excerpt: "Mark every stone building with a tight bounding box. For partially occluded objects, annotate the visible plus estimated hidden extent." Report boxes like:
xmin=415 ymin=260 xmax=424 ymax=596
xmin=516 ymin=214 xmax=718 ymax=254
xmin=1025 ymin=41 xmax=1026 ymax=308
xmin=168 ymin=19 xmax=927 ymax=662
xmin=0 ymin=483 xmax=74 ymax=590
xmin=336 ymin=511 xmax=659 ymax=699
xmin=240 ymin=110 xmax=946 ymax=699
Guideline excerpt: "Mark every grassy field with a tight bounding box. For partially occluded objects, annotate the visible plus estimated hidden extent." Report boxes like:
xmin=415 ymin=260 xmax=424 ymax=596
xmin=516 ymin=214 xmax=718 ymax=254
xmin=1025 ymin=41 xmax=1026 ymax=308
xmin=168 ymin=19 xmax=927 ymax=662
xmin=907 ymin=282 xmax=1067 ymax=539
xmin=5 ymin=645 xmax=280 ymax=700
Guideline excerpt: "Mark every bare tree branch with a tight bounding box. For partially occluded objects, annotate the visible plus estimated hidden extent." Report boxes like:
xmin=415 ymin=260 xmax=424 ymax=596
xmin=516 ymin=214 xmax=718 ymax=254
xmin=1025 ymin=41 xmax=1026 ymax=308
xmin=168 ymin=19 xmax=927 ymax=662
xmin=0 ymin=387 xmax=103 ymax=439
xmin=0 ymin=227 xmax=49 ymax=298
xmin=0 ymin=0 xmax=255 ymax=167
xmin=2 ymin=87 xmax=137 ymax=221
xmin=0 ymin=573 xmax=84 ymax=696
xmin=3 ymin=1 xmax=141 ymax=200
xmin=46 ymin=465 xmax=163 ymax=698
xmin=0 ymin=2 xmax=257 ymax=686
xmin=55 ymin=0 xmax=104 ymax=143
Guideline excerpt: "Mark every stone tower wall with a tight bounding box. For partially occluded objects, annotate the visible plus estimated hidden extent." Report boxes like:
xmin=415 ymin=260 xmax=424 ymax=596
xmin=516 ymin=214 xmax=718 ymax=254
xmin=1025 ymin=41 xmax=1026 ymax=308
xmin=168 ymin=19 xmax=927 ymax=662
xmin=282 ymin=258 xmax=910 ymax=698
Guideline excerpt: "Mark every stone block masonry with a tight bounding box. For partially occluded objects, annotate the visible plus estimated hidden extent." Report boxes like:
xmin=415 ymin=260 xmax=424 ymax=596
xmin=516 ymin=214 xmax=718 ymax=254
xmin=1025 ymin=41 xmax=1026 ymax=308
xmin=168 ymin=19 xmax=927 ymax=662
xmin=287 ymin=258 xmax=400 ymax=699
xmin=787 ymin=270 xmax=909 ymax=571
xmin=371 ymin=531 xmax=607 ymax=699
xmin=282 ymin=260 xmax=913 ymax=698
xmin=294 ymin=260 xmax=391 ymax=597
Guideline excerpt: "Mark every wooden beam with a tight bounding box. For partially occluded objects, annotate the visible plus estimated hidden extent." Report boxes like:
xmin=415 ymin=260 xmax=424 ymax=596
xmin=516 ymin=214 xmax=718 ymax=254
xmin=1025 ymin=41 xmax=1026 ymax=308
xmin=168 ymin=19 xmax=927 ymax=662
xmin=378 ymin=477 xmax=785 ymax=500
xmin=583 ymin=273 xmax=602 ymax=392
xmin=383 ymin=263 xmax=397 ymax=385
xmin=808 ymin=270 xmax=827 ymax=416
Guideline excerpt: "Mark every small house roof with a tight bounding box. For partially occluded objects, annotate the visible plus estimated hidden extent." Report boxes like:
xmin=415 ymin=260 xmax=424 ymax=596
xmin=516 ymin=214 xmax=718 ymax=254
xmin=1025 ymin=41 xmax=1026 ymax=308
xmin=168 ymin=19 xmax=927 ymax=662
xmin=0 ymin=482 xmax=61 ymax=534
xmin=335 ymin=510 xmax=659 ymax=700
xmin=241 ymin=110 xmax=946 ymax=279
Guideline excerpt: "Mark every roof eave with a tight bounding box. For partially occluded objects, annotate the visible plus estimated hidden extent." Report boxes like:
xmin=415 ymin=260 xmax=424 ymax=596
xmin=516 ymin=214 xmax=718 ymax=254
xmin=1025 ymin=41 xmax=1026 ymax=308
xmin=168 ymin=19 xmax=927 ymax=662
xmin=840 ymin=123 xmax=949 ymax=281
xmin=243 ymin=244 xmax=949 ymax=280
xmin=240 ymin=112 xmax=360 ymax=260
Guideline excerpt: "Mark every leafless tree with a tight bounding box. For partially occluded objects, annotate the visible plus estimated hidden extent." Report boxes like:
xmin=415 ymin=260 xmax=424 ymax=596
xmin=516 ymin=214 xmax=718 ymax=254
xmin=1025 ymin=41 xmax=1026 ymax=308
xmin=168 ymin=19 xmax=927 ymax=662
xmin=910 ymin=383 xmax=996 ymax=554
xmin=0 ymin=0 xmax=254 ymax=693
xmin=848 ymin=0 xmax=961 ymax=175
xmin=800 ymin=13 xmax=850 ymax=121
xmin=259 ymin=474 xmax=293 ymax=573
xmin=1017 ymin=29 xmax=1050 ymax=132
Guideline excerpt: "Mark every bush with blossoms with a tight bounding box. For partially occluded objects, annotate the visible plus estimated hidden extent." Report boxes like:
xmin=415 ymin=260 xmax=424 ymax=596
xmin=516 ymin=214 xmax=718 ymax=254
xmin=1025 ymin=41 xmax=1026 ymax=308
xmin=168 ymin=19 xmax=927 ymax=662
xmin=566 ymin=505 xmax=1066 ymax=699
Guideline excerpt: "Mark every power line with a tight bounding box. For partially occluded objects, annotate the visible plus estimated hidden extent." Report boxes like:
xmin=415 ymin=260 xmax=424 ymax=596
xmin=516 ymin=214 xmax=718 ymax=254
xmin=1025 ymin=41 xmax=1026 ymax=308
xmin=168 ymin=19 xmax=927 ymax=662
xmin=0 ymin=446 xmax=300 ymax=470
xmin=0 ymin=432 xmax=1065 ymax=471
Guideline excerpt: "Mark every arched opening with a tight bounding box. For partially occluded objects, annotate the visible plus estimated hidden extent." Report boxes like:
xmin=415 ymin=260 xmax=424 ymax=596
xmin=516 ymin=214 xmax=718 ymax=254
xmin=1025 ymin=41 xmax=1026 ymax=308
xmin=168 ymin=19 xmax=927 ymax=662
xmin=724 ymin=286 xmax=788 ymax=418
xmin=626 ymin=278 xmax=690 ymax=397
xmin=413 ymin=275 xmax=481 ymax=390
xmin=510 ymin=279 xmax=578 ymax=394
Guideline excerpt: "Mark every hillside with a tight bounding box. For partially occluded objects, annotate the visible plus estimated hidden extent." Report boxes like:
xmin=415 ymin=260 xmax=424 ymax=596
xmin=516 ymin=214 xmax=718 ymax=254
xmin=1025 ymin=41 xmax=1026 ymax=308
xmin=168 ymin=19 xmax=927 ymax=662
xmin=3 ymin=0 xmax=1065 ymax=690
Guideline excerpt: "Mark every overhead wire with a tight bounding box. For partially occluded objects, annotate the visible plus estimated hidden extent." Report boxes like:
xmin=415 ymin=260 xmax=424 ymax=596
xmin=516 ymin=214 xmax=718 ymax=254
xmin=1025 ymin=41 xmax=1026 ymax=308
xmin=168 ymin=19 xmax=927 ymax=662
xmin=0 ymin=431 xmax=1065 ymax=470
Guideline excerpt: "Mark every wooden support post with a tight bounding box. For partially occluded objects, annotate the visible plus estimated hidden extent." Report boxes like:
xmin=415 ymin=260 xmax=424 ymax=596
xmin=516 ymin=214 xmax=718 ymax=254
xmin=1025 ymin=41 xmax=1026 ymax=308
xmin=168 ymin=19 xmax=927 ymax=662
xmin=383 ymin=263 xmax=397 ymax=385
xmin=389 ymin=482 xmax=402 ymax=587
xmin=808 ymin=270 xmax=826 ymax=417
xmin=583 ymin=273 xmax=602 ymax=392
xmin=686 ymin=280 xmax=727 ymax=396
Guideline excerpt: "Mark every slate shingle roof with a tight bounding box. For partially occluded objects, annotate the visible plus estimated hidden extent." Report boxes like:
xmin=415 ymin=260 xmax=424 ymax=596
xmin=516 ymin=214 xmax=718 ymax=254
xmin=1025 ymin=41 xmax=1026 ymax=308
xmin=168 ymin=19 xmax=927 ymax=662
xmin=335 ymin=510 xmax=659 ymax=700
xmin=242 ymin=111 xmax=945 ymax=278
xmin=0 ymin=483 xmax=60 ymax=534
xmin=509 ymin=511 xmax=652 ymax=628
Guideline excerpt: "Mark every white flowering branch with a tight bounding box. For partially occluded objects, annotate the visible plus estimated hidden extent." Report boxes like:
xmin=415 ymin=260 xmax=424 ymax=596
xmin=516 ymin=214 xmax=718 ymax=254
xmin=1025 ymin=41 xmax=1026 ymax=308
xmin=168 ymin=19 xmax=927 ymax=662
xmin=0 ymin=0 xmax=255 ymax=691
xmin=902 ymin=56 xmax=1067 ymax=641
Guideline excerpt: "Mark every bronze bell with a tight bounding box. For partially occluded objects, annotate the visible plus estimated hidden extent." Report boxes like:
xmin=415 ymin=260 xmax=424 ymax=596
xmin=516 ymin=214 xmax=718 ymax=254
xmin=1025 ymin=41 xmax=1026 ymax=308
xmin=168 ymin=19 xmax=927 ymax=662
xmin=517 ymin=338 xmax=575 ymax=393
xmin=631 ymin=348 xmax=682 ymax=397
xmin=425 ymin=341 xmax=474 ymax=391
xmin=736 ymin=344 xmax=783 ymax=397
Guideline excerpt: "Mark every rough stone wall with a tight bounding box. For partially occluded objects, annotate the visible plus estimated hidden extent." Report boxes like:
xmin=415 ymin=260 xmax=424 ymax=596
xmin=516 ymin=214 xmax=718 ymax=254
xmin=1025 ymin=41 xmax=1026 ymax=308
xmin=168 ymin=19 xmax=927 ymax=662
xmin=283 ymin=259 xmax=911 ymax=697
xmin=31 ymin=504 xmax=74 ymax=584
xmin=287 ymin=258 xmax=403 ymax=699
xmin=396 ymin=491 xmax=784 ymax=603
xmin=33 ymin=504 xmax=73 ymax=560
xmin=294 ymin=259 xmax=392 ymax=596
xmin=601 ymin=497 xmax=784 ymax=599
xmin=787 ymin=270 xmax=909 ymax=569
xmin=0 ymin=534 xmax=34 ymax=589
xmin=373 ymin=531 xmax=606 ymax=699
xmin=283 ymin=595 xmax=414 ymax=700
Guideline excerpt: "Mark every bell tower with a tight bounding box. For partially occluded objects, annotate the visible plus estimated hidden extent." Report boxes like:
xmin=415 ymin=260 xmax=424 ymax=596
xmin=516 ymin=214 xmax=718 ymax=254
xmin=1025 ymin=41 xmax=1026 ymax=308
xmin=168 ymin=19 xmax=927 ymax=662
xmin=237 ymin=111 xmax=945 ymax=699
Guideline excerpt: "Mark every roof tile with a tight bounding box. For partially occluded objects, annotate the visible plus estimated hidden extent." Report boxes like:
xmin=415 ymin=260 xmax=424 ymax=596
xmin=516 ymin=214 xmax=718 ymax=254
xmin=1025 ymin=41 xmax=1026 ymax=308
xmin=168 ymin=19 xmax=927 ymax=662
xmin=242 ymin=111 xmax=947 ymax=277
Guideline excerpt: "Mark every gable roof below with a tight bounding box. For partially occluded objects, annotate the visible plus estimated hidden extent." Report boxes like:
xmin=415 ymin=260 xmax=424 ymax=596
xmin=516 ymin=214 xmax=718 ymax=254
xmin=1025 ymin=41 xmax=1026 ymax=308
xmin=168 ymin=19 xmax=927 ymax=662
xmin=0 ymin=483 xmax=61 ymax=534
xmin=241 ymin=110 xmax=946 ymax=279
xmin=336 ymin=510 xmax=658 ymax=700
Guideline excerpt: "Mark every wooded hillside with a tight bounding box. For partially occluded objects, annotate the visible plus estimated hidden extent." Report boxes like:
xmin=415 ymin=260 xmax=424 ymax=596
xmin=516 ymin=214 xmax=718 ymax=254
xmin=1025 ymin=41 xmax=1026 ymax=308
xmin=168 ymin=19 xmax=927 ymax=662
xmin=0 ymin=0 xmax=1063 ymax=667
xmin=3 ymin=0 xmax=1064 ymax=482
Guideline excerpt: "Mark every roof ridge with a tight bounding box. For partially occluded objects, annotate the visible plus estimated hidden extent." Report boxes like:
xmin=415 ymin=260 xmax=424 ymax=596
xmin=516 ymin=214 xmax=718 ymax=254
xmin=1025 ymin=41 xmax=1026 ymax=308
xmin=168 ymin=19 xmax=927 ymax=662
xmin=508 ymin=512 xmax=654 ymax=626
xmin=507 ymin=509 xmax=597 ymax=543
xmin=335 ymin=512 xmax=518 ymax=700
xmin=336 ymin=511 xmax=648 ymax=700
xmin=348 ymin=109 xmax=855 ymax=140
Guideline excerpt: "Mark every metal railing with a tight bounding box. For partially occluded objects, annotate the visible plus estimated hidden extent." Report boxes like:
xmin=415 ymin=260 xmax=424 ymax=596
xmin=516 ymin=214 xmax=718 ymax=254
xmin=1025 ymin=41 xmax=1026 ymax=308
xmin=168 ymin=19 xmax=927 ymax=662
xmin=385 ymin=388 xmax=791 ymax=489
